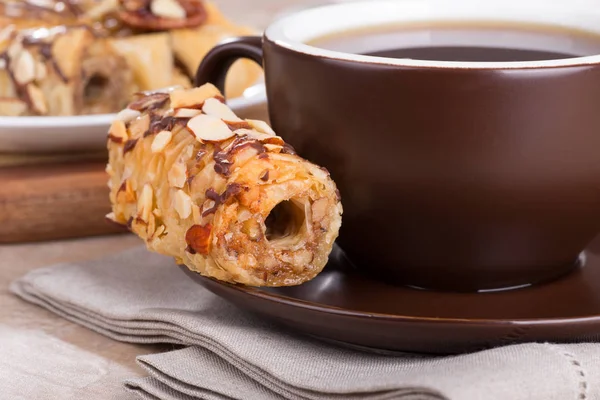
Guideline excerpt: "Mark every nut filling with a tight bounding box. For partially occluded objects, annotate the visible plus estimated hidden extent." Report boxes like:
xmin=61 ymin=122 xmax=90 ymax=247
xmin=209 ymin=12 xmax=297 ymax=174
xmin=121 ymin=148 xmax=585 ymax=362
xmin=107 ymin=84 xmax=343 ymax=287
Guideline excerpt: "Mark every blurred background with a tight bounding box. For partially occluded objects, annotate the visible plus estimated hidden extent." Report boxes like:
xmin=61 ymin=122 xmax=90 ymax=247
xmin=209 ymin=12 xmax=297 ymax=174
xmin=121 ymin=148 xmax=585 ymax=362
xmin=0 ymin=0 xmax=353 ymax=244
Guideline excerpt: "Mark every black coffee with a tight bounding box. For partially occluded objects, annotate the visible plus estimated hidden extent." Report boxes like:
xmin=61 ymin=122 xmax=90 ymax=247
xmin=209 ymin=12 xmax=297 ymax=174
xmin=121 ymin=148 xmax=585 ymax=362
xmin=366 ymin=46 xmax=576 ymax=62
xmin=308 ymin=22 xmax=600 ymax=62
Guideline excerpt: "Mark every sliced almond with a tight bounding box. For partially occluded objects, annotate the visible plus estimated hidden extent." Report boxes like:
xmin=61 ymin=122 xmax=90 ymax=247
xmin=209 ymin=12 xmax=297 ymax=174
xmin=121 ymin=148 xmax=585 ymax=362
xmin=174 ymin=189 xmax=192 ymax=219
xmin=26 ymin=85 xmax=47 ymax=114
xmin=6 ymin=41 xmax=22 ymax=60
xmin=137 ymin=184 xmax=153 ymax=222
xmin=168 ymin=160 xmax=187 ymax=188
xmin=310 ymin=166 xmax=330 ymax=181
xmin=35 ymin=61 xmax=47 ymax=80
xmin=0 ymin=98 xmax=27 ymax=116
xmin=264 ymin=143 xmax=283 ymax=153
xmin=202 ymin=97 xmax=241 ymax=122
xmin=173 ymin=108 xmax=202 ymax=118
xmin=187 ymin=114 xmax=234 ymax=142
xmin=234 ymin=128 xmax=274 ymax=142
xmin=150 ymin=0 xmax=186 ymax=19
xmin=13 ymin=50 xmax=36 ymax=85
xmin=0 ymin=26 xmax=15 ymax=44
xmin=151 ymin=130 xmax=172 ymax=153
xmin=169 ymin=85 xmax=220 ymax=109
xmin=247 ymin=119 xmax=276 ymax=136
xmin=150 ymin=224 xmax=166 ymax=240
xmin=128 ymin=113 xmax=150 ymax=138
xmin=85 ymin=0 xmax=119 ymax=19
xmin=147 ymin=212 xmax=157 ymax=237
xmin=52 ymin=28 xmax=90 ymax=80
xmin=108 ymin=119 xmax=128 ymax=142
xmin=128 ymin=93 xmax=169 ymax=112
xmin=116 ymin=108 xmax=141 ymax=123
xmin=117 ymin=180 xmax=136 ymax=203
xmin=191 ymin=203 xmax=202 ymax=223
xmin=262 ymin=136 xmax=285 ymax=146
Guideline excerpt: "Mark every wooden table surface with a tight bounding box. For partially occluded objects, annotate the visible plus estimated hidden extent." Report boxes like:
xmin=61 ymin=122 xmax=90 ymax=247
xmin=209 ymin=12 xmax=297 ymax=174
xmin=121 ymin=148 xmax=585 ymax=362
xmin=0 ymin=1 xmax=337 ymax=397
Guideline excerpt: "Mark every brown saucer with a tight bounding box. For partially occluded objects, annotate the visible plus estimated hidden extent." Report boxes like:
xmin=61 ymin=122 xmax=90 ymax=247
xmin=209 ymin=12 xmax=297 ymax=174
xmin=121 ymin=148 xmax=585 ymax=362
xmin=181 ymin=243 xmax=600 ymax=354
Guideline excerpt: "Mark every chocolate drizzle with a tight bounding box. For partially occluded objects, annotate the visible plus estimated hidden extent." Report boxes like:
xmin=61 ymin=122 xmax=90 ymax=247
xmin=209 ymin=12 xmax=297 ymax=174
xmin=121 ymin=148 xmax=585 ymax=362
xmin=213 ymin=136 xmax=266 ymax=177
xmin=202 ymin=183 xmax=243 ymax=217
xmin=146 ymin=114 xmax=186 ymax=137
xmin=123 ymin=138 xmax=139 ymax=154
xmin=39 ymin=43 xmax=69 ymax=83
xmin=225 ymin=120 xmax=252 ymax=131
xmin=260 ymin=170 xmax=270 ymax=182
xmin=212 ymin=137 xmax=266 ymax=177
xmin=213 ymin=143 xmax=232 ymax=176
xmin=128 ymin=93 xmax=169 ymax=112
xmin=205 ymin=188 xmax=220 ymax=203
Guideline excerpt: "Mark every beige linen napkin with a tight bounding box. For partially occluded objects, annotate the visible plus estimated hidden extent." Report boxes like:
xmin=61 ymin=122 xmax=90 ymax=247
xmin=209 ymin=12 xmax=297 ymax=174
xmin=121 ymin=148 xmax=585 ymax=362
xmin=10 ymin=247 xmax=599 ymax=400
xmin=0 ymin=324 xmax=137 ymax=400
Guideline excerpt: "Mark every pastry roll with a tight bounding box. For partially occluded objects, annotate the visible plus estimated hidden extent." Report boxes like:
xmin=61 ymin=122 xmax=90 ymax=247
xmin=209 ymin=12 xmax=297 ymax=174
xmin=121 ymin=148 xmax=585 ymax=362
xmin=0 ymin=26 xmax=135 ymax=116
xmin=107 ymin=84 xmax=343 ymax=286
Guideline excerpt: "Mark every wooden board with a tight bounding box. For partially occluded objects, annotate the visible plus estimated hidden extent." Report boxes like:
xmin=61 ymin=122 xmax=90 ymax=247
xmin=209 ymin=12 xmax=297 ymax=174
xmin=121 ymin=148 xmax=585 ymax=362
xmin=0 ymin=160 xmax=126 ymax=243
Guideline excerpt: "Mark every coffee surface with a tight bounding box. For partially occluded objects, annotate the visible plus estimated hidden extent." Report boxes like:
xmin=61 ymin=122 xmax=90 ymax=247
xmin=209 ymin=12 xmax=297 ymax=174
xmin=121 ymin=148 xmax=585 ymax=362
xmin=366 ymin=46 xmax=576 ymax=62
xmin=308 ymin=22 xmax=600 ymax=62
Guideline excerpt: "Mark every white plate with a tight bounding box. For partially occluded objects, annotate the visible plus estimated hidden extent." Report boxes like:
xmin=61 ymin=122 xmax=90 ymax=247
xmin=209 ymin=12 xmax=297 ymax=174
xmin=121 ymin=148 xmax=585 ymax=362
xmin=0 ymin=83 xmax=267 ymax=154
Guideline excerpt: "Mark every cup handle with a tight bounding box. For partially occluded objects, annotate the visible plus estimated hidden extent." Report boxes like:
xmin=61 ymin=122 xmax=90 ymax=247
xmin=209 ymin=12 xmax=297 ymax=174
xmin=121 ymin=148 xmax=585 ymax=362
xmin=194 ymin=36 xmax=263 ymax=94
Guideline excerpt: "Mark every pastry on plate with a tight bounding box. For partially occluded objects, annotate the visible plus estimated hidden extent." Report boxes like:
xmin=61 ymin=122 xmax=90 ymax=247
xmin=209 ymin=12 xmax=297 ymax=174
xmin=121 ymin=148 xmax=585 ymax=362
xmin=107 ymin=85 xmax=343 ymax=286
xmin=0 ymin=0 xmax=261 ymax=116
xmin=0 ymin=26 xmax=135 ymax=116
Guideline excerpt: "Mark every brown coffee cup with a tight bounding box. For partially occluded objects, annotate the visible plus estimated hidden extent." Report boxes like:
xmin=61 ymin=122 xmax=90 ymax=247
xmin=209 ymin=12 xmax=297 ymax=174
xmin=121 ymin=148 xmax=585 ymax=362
xmin=195 ymin=0 xmax=600 ymax=291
